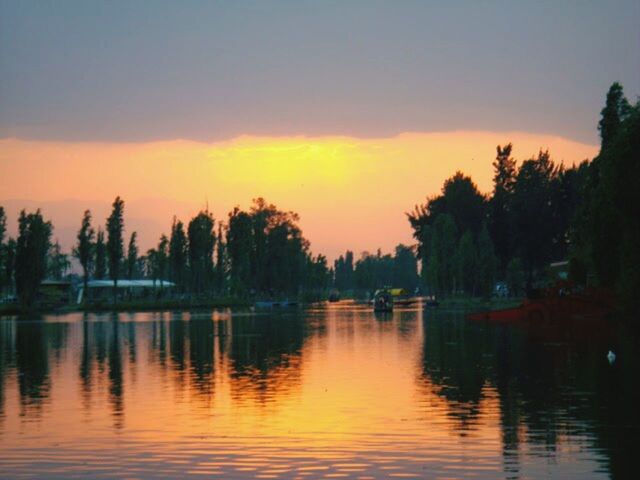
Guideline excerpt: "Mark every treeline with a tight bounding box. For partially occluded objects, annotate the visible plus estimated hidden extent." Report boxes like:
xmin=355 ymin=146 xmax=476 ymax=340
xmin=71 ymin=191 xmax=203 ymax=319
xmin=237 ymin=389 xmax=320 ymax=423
xmin=0 ymin=210 xmax=73 ymax=306
xmin=333 ymin=245 xmax=419 ymax=293
xmin=0 ymin=197 xmax=334 ymax=306
xmin=408 ymin=82 xmax=639 ymax=309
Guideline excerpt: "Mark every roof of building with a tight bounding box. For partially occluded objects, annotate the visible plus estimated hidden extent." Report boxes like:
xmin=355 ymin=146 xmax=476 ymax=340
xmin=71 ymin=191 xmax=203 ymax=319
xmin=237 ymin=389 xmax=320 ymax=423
xmin=41 ymin=280 xmax=72 ymax=286
xmin=85 ymin=279 xmax=175 ymax=289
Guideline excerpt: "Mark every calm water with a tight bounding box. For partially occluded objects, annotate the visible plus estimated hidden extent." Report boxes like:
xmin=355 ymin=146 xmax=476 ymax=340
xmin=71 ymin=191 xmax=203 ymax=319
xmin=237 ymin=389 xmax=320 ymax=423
xmin=0 ymin=302 xmax=638 ymax=479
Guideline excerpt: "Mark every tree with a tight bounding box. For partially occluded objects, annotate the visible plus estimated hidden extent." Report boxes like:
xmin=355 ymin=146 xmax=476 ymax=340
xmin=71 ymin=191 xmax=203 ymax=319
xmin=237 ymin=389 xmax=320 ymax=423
xmin=15 ymin=209 xmax=52 ymax=306
xmin=439 ymin=172 xmax=487 ymax=235
xmin=47 ymin=240 xmax=70 ymax=280
xmin=305 ymin=254 xmax=331 ymax=294
xmin=2 ymin=238 xmax=16 ymax=295
xmin=430 ymin=214 xmax=457 ymax=296
xmin=215 ymin=222 xmax=227 ymax=293
xmin=511 ymin=150 xmax=556 ymax=285
xmin=408 ymin=172 xmax=486 ymax=287
xmin=94 ymin=228 xmax=107 ymax=280
xmin=227 ymin=198 xmax=315 ymax=296
xmin=489 ymin=143 xmax=517 ymax=271
xmin=598 ymin=82 xmax=631 ymax=151
xmin=455 ymin=231 xmax=476 ymax=295
xmin=227 ymin=207 xmax=253 ymax=294
xmin=0 ymin=206 xmax=5 ymax=246
xmin=145 ymin=248 xmax=158 ymax=285
xmin=106 ymin=196 xmax=125 ymax=303
xmin=392 ymin=244 xmax=419 ymax=292
xmin=73 ymin=210 xmax=95 ymax=297
xmin=0 ymin=206 xmax=6 ymax=293
xmin=169 ymin=217 xmax=188 ymax=291
xmin=188 ymin=210 xmax=215 ymax=294
xmin=354 ymin=250 xmax=394 ymax=291
xmin=334 ymin=251 xmax=355 ymax=291
xmin=506 ymin=258 xmax=525 ymax=297
xmin=126 ymin=232 xmax=138 ymax=280
xmin=156 ymin=234 xmax=169 ymax=294
xmin=579 ymin=87 xmax=640 ymax=311
xmin=476 ymin=223 xmax=497 ymax=297
xmin=1 ymin=212 xmax=15 ymax=293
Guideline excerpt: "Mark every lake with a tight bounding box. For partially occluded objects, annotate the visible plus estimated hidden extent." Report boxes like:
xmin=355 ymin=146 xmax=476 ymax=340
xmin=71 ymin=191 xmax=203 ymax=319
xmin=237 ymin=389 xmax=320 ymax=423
xmin=0 ymin=302 xmax=638 ymax=479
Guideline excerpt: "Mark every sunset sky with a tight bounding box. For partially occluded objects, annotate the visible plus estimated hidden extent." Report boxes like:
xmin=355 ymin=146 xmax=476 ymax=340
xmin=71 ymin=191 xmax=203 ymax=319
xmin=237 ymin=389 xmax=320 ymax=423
xmin=1 ymin=1 xmax=638 ymax=260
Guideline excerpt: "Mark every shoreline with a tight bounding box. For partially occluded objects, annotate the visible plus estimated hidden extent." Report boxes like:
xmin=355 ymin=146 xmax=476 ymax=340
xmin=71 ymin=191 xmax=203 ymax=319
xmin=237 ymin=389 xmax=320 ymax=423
xmin=0 ymin=297 xmax=254 ymax=316
xmin=0 ymin=295 xmax=524 ymax=317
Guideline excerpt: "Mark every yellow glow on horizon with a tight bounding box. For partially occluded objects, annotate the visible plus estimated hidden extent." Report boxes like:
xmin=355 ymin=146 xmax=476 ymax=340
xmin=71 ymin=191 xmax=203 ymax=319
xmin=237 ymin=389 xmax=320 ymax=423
xmin=207 ymin=137 xmax=357 ymax=188
xmin=0 ymin=131 xmax=598 ymax=258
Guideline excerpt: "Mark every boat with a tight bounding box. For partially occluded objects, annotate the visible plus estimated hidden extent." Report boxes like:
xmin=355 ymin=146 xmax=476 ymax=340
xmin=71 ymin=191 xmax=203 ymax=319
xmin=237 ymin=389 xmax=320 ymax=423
xmin=373 ymin=289 xmax=393 ymax=312
xmin=388 ymin=288 xmax=416 ymax=307
xmin=466 ymin=283 xmax=614 ymax=325
xmin=425 ymin=295 xmax=439 ymax=307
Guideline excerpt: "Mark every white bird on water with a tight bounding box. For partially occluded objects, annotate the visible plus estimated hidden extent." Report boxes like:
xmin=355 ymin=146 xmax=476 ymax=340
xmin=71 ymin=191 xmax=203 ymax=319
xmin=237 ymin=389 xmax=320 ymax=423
xmin=607 ymin=350 xmax=616 ymax=365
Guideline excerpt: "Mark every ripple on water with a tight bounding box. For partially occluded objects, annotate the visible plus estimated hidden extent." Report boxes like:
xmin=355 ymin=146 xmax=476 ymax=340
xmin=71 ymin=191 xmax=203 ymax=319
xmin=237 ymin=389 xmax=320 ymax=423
xmin=0 ymin=307 xmax=636 ymax=479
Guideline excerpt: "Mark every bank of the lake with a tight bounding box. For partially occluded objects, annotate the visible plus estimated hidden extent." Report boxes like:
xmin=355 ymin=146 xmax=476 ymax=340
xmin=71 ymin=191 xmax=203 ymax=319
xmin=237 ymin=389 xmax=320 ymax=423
xmin=0 ymin=296 xmax=253 ymax=316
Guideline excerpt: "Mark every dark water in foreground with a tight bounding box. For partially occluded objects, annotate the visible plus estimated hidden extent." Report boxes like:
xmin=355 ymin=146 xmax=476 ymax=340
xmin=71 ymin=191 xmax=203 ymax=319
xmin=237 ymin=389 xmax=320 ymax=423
xmin=0 ymin=302 xmax=638 ymax=479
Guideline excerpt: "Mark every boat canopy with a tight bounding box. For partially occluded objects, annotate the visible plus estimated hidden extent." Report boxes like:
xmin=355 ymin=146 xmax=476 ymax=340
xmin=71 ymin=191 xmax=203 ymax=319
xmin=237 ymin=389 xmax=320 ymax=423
xmin=388 ymin=288 xmax=409 ymax=297
xmin=373 ymin=288 xmax=409 ymax=298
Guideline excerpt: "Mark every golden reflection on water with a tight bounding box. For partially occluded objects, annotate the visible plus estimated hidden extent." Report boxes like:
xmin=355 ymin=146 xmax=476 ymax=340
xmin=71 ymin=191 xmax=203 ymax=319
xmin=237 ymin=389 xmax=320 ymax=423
xmin=0 ymin=303 xmax=636 ymax=479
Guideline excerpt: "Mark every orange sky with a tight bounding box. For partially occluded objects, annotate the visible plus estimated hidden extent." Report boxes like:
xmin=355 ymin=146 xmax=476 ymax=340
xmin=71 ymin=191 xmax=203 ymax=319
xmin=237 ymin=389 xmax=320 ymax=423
xmin=0 ymin=131 xmax=597 ymax=260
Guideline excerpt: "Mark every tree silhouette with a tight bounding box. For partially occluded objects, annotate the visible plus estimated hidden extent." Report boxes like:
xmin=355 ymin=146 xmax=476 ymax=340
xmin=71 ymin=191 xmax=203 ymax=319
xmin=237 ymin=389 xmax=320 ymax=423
xmin=106 ymin=197 xmax=125 ymax=303
xmin=15 ymin=210 xmax=52 ymax=306
xmin=73 ymin=210 xmax=95 ymax=297
xmin=94 ymin=228 xmax=106 ymax=280
xmin=126 ymin=232 xmax=138 ymax=280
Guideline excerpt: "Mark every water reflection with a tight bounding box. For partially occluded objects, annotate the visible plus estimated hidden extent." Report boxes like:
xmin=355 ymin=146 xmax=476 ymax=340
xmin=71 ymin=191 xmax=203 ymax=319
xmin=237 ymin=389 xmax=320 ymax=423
xmin=0 ymin=306 xmax=637 ymax=479
xmin=227 ymin=315 xmax=310 ymax=407
xmin=419 ymin=310 xmax=640 ymax=479
xmin=14 ymin=320 xmax=69 ymax=419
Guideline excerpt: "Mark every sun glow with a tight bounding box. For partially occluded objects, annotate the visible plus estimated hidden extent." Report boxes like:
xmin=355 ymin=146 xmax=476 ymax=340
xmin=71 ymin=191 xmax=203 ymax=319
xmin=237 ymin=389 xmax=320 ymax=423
xmin=207 ymin=137 xmax=357 ymax=189
xmin=0 ymin=131 xmax=597 ymax=259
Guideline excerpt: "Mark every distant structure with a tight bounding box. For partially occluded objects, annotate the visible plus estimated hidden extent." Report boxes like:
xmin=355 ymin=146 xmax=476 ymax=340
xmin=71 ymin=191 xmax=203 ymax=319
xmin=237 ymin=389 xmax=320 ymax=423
xmin=77 ymin=279 xmax=175 ymax=304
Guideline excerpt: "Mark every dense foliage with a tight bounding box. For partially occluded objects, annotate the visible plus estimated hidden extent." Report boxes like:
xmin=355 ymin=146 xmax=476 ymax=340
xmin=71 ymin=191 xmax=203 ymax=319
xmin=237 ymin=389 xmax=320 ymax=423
xmin=332 ymin=245 xmax=419 ymax=293
xmin=15 ymin=210 xmax=52 ymax=306
xmin=573 ymin=83 xmax=639 ymax=311
xmin=408 ymin=82 xmax=639 ymax=309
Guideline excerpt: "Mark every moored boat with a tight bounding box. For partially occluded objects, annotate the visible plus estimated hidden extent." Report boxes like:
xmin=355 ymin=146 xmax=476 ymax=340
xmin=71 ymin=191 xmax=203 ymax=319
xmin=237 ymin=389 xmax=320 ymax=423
xmin=467 ymin=283 xmax=614 ymax=325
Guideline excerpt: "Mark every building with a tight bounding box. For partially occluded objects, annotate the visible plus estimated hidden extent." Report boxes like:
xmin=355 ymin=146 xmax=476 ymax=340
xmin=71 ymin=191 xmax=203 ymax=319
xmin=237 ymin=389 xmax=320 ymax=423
xmin=77 ymin=279 xmax=175 ymax=304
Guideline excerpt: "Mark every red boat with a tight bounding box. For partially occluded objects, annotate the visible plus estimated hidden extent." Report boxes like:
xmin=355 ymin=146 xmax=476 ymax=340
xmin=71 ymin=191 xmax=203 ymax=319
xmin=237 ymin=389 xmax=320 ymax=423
xmin=467 ymin=283 xmax=615 ymax=325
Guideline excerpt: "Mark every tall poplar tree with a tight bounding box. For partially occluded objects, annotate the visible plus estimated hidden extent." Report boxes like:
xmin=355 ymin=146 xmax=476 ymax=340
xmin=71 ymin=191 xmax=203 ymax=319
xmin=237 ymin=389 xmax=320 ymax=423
xmin=489 ymin=144 xmax=517 ymax=271
xmin=157 ymin=234 xmax=169 ymax=294
xmin=188 ymin=210 xmax=215 ymax=294
xmin=169 ymin=217 xmax=188 ymax=290
xmin=95 ymin=228 xmax=107 ymax=280
xmin=106 ymin=197 xmax=125 ymax=303
xmin=215 ymin=223 xmax=227 ymax=293
xmin=126 ymin=232 xmax=138 ymax=280
xmin=598 ymin=82 xmax=631 ymax=151
xmin=73 ymin=210 xmax=95 ymax=297
xmin=0 ymin=206 xmax=6 ymax=293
